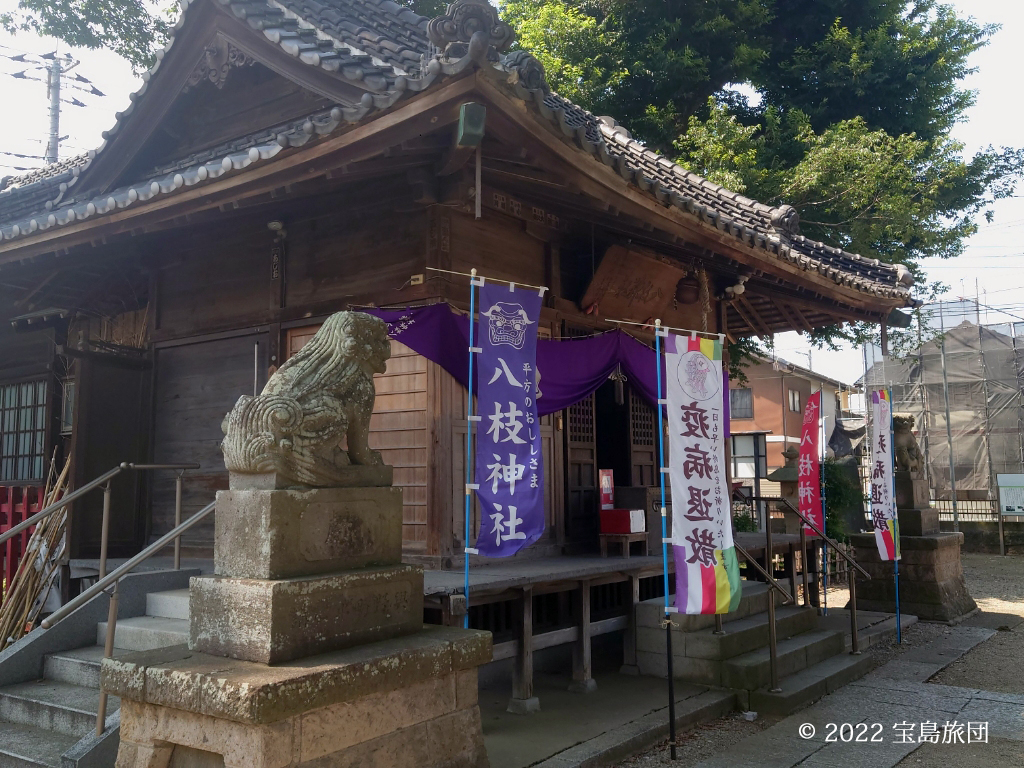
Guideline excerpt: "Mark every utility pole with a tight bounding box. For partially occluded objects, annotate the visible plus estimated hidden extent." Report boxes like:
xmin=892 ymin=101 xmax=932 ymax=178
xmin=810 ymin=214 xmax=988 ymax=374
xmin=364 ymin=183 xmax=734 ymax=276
xmin=45 ymin=57 xmax=61 ymax=163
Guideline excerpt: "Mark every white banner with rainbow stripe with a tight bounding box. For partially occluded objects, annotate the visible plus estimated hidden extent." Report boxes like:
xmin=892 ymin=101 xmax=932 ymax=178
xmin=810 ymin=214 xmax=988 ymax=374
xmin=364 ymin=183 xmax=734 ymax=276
xmin=666 ymin=333 xmax=740 ymax=614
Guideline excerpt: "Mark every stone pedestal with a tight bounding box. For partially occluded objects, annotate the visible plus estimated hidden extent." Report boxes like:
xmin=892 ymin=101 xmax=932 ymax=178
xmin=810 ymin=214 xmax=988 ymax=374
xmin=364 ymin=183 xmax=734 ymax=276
xmin=849 ymin=532 xmax=977 ymax=622
xmin=104 ymin=485 xmax=491 ymax=768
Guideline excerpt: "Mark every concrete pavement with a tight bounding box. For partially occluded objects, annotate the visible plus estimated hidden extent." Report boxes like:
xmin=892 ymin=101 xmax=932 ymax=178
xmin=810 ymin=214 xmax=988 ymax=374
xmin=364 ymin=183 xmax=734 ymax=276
xmin=692 ymin=625 xmax=1024 ymax=768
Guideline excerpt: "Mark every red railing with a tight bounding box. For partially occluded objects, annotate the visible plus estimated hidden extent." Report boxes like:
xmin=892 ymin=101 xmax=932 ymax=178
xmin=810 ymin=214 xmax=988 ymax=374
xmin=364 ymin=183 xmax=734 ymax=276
xmin=1 ymin=486 xmax=44 ymax=598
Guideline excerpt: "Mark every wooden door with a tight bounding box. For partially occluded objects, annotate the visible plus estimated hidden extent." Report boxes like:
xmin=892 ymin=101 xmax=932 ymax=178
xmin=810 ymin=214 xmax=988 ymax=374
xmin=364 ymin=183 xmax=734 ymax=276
xmin=68 ymin=353 xmax=151 ymax=558
xmin=151 ymin=332 xmax=269 ymax=547
xmin=629 ymin=388 xmax=657 ymax=487
xmin=562 ymin=325 xmax=598 ymax=546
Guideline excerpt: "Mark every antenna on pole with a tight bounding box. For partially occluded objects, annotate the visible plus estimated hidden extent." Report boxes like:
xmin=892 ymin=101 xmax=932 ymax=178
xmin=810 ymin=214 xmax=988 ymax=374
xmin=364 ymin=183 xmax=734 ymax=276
xmin=0 ymin=49 xmax=91 ymax=169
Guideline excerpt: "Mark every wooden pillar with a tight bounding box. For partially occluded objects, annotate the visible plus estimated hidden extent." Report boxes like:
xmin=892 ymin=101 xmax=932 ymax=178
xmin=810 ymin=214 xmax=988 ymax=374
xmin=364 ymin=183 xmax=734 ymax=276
xmin=507 ymin=586 xmax=540 ymax=714
xmin=569 ymin=580 xmax=597 ymax=693
xmin=620 ymin=573 xmax=641 ymax=675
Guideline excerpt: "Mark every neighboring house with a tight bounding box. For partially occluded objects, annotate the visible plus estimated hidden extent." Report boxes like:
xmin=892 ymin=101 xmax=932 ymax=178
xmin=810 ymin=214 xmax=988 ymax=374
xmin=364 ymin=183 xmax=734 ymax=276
xmin=729 ymin=355 xmax=853 ymax=485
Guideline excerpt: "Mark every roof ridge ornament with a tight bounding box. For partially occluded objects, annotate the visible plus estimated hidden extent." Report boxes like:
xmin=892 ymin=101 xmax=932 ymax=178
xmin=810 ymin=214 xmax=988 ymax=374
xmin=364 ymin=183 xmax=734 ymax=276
xmin=427 ymin=0 xmax=514 ymax=64
xmin=770 ymin=203 xmax=801 ymax=238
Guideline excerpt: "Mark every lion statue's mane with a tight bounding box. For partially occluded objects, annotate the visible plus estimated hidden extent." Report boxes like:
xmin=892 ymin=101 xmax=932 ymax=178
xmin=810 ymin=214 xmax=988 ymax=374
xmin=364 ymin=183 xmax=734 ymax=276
xmin=220 ymin=311 xmax=391 ymax=487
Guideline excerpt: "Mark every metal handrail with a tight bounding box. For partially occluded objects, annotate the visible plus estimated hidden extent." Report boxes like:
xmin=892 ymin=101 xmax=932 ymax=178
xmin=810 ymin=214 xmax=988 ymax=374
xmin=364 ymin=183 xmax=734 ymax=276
xmin=0 ymin=466 xmax=123 ymax=546
xmin=0 ymin=462 xmax=200 ymax=577
xmin=41 ymin=499 xmax=214 ymax=629
xmin=40 ymin=498 xmax=216 ymax=737
xmin=751 ymin=495 xmax=868 ymax=656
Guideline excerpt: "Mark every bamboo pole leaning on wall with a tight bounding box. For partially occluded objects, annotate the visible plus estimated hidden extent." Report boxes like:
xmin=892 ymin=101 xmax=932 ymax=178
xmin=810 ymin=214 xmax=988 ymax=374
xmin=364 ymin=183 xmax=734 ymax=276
xmin=0 ymin=453 xmax=71 ymax=650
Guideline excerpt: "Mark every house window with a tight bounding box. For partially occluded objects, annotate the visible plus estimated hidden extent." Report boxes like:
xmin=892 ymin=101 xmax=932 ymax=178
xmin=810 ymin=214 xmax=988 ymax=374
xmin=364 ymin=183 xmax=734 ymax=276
xmin=60 ymin=378 xmax=75 ymax=436
xmin=1 ymin=380 xmax=47 ymax=482
xmin=788 ymin=388 xmax=801 ymax=413
xmin=730 ymin=388 xmax=753 ymax=419
xmin=731 ymin=434 xmax=767 ymax=479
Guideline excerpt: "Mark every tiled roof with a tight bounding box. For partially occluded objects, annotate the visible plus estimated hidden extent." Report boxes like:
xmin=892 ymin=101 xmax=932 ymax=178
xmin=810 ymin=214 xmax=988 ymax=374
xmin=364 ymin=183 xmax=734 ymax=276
xmin=0 ymin=0 xmax=912 ymax=303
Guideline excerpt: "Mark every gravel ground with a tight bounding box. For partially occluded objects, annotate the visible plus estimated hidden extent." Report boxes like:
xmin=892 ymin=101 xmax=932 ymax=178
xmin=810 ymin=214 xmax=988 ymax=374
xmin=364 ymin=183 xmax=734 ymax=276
xmin=929 ymin=552 xmax=1024 ymax=693
xmin=615 ymin=553 xmax=1024 ymax=766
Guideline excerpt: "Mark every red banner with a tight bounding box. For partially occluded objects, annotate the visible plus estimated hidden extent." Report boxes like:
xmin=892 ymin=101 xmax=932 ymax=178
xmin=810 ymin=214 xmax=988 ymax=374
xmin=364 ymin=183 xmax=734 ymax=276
xmin=798 ymin=391 xmax=822 ymax=532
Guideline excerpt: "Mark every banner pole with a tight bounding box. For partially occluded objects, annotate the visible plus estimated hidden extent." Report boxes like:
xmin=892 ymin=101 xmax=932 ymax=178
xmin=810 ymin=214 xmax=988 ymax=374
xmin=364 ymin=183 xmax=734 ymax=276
xmin=463 ymin=269 xmax=479 ymax=629
xmin=819 ymin=386 xmax=828 ymax=617
xmin=654 ymin=320 xmax=677 ymax=760
xmin=888 ymin=387 xmax=902 ymax=644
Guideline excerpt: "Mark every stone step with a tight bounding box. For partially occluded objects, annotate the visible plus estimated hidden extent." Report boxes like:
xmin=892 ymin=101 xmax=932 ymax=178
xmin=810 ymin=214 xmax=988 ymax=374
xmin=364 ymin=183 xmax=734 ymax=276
xmin=0 ymin=680 xmax=116 ymax=738
xmin=0 ymin=720 xmax=80 ymax=768
xmin=44 ymin=646 xmax=126 ymax=688
xmin=146 ymin=588 xmax=190 ymax=620
xmin=748 ymin=650 xmax=875 ymax=715
xmin=721 ymin=629 xmax=846 ymax=691
xmin=96 ymin=615 xmax=189 ymax=651
xmin=636 ymin=582 xmax=784 ymax=633
xmin=668 ymin=605 xmax=818 ymax=661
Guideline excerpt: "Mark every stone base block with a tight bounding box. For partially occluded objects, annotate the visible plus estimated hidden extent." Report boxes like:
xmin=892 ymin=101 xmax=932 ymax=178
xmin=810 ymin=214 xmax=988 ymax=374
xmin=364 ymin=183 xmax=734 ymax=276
xmin=189 ymin=565 xmax=423 ymax=663
xmin=214 ymin=487 xmax=404 ymax=580
xmin=850 ymin=533 xmax=976 ymax=622
xmin=228 ymin=464 xmax=393 ymax=491
xmin=103 ymin=627 xmax=492 ymax=768
xmin=506 ymin=697 xmax=540 ymax=715
xmin=899 ymin=507 xmax=940 ymax=537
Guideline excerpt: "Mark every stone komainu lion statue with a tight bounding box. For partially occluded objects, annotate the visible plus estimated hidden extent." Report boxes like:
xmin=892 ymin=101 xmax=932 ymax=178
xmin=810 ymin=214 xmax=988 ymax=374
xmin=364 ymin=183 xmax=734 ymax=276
xmin=893 ymin=414 xmax=924 ymax=474
xmin=221 ymin=312 xmax=391 ymax=486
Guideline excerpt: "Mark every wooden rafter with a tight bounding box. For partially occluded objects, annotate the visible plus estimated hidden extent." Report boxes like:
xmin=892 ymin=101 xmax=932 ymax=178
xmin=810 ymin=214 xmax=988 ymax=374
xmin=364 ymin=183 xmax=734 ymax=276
xmin=770 ymin=298 xmax=810 ymax=334
xmin=729 ymin=300 xmax=762 ymax=339
xmin=737 ymin=296 xmax=774 ymax=338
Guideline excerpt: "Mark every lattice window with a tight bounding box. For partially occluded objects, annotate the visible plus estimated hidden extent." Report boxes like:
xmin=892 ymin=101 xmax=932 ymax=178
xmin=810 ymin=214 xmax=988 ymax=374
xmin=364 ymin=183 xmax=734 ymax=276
xmin=568 ymin=397 xmax=595 ymax=443
xmin=630 ymin=389 xmax=655 ymax=446
xmin=0 ymin=380 xmax=47 ymax=482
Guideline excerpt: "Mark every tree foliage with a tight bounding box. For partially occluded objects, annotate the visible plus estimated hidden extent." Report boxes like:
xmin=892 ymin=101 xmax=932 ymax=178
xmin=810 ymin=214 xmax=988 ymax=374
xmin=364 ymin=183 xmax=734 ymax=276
xmin=501 ymin=0 xmax=1024 ymax=346
xmin=1 ymin=0 xmax=171 ymax=71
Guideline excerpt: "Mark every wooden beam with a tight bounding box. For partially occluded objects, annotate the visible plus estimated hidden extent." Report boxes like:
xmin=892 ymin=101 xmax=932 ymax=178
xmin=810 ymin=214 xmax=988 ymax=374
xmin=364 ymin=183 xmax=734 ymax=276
xmin=770 ymin=298 xmax=809 ymax=334
xmin=13 ymin=270 xmax=58 ymax=308
xmin=436 ymin=144 xmax=476 ymax=176
xmin=729 ymin=299 xmax=762 ymax=339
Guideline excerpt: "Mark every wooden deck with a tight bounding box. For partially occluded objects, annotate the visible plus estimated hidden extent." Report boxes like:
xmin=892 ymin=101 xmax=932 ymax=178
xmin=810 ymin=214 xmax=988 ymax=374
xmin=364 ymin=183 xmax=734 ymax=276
xmin=423 ymin=533 xmax=823 ymax=711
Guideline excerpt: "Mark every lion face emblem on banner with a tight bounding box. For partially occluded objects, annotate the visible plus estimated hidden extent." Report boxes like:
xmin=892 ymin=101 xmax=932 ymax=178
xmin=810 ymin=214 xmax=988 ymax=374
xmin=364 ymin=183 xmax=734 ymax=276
xmin=482 ymin=302 xmax=534 ymax=349
xmin=676 ymin=350 xmax=719 ymax=402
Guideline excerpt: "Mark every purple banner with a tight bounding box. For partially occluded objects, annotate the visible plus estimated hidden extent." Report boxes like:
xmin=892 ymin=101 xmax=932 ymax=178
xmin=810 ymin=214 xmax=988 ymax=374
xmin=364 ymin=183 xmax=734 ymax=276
xmin=472 ymin=284 xmax=545 ymax=557
xmin=364 ymin=304 xmax=664 ymax=415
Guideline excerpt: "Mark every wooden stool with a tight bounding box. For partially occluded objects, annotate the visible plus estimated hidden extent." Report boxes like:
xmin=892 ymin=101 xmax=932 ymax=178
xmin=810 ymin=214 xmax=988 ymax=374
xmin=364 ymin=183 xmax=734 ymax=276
xmin=599 ymin=533 xmax=649 ymax=558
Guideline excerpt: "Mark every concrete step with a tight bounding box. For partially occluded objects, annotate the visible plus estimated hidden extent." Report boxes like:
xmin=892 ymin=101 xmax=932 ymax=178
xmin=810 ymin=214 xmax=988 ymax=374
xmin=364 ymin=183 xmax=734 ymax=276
xmin=0 ymin=720 xmax=80 ymax=768
xmin=96 ymin=615 xmax=189 ymax=651
xmin=637 ymin=582 xmax=784 ymax=633
xmin=676 ymin=605 xmax=818 ymax=661
xmin=146 ymin=589 xmax=189 ymax=620
xmin=748 ymin=650 xmax=875 ymax=715
xmin=0 ymin=680 xmax=117 ymax=738
xmin=43 ymin=645 xmax=127 ymax=689
xmin=721 ymin=629 xmax=846 ymax=691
